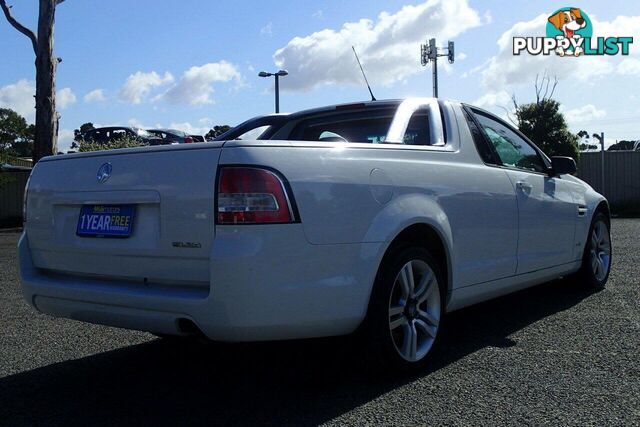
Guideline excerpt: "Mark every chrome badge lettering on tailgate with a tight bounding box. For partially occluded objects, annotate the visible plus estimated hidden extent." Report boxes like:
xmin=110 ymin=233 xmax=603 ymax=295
xmin=172 ymin=241 xmax=202 ymax=249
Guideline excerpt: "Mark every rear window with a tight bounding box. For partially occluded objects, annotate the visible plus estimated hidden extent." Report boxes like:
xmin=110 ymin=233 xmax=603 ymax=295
xmin=297 ymin=116 xmax=393 ymax=143
xmin=289 ymin=108 xmax=432 ymax=145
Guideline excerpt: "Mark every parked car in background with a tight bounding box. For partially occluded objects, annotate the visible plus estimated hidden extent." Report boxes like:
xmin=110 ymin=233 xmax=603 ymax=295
xmin=81 ymin=127 xmax=160 ymax=145
xmin=19 ymin=98 xmax=611 ymax=370
xmin=147 ymin=129 xmax=194 ymax=144
xmin=190 ymin=135 xmax=205 ymax=143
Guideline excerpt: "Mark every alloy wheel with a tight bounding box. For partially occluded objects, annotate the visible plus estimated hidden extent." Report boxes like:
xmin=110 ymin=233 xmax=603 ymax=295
xmin=590 ymin=220 xmax=611 ymax=282
xmin=388 ymin=260 xmax=441 ymax=362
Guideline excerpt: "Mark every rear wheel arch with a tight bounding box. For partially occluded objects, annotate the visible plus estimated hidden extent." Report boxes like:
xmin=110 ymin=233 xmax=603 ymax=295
xmin=374 ymin=223 xmax=451 ymax=307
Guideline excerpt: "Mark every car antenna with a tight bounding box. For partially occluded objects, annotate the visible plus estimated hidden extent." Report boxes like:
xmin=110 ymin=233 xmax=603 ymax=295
xmin=352 ymin=46 xmax=376 ymax=101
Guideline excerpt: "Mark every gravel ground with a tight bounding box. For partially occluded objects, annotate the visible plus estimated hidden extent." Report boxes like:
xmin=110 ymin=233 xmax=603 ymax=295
xmin=0 ymin=220 xmax=638 ymax=426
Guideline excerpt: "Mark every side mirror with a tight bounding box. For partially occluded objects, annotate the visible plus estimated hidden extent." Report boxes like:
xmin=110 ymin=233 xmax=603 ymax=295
xmin=550 ymin=156 xmax=577 ymax=176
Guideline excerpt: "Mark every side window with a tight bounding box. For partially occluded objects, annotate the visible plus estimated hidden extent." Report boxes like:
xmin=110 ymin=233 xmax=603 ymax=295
xmin=472 ymin=111 xmax=547 ymax=173
xmin=462 ymin=107 xmax=496 ymax=164
xmin=403 ymin=108 xmax=431 ymax=145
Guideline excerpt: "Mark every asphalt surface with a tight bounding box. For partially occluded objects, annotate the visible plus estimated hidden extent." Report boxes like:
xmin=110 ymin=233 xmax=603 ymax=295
xmin=0 ymin=220 xmax=639 ymax=426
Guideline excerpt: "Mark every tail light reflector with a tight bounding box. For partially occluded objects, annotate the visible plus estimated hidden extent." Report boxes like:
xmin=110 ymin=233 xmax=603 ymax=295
xmin=217 ymin=167 xmax=295 ymax=224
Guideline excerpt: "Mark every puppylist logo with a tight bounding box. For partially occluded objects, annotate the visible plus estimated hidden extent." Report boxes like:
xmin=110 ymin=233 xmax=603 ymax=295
xmin=513 ymin=7 xmax=633 ymax=57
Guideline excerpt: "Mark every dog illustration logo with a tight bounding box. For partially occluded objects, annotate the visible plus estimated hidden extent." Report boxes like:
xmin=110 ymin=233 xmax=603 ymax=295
xmin=546 ymin=7 xmax=592 ymax=56
xmin=513 ymin=7 xmax=632 ymax=57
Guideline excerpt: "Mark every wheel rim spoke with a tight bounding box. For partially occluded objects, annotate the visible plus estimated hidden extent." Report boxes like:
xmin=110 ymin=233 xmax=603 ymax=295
xmin=400 ymin=321 xmax=418 ymax=360
xmin=417 ymin=309 xmax=439 ymax=328
xmin=415 ymin=318 xmax=437 ymax=338
xmin=390 ymin=314 xmax=408 ymax=330
xmin=398 ymin=262 xmax=414 ymax=299
xmin=389 ymin=304 xmax=405 ymax=317
xmin=415 ymin=271 xmax=435 ymax=303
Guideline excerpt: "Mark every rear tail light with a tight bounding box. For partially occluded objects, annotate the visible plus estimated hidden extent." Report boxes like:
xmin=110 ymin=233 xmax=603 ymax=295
xmin=184 ymin=136 xmax=194 ymax=144
xmin=216 ymin=166 xmax=296 ymax=224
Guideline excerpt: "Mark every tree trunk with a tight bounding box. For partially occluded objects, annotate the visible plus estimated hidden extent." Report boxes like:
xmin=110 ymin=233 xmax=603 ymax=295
xmin=33 ymin=0 xmax=57 ymax=162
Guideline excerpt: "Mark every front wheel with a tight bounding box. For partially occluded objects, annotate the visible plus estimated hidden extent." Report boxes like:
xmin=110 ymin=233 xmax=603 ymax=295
xmin=364 ymin=247 xmax=444 ymax=370
xmin=578 ymin=212 xmax=612 ymax=290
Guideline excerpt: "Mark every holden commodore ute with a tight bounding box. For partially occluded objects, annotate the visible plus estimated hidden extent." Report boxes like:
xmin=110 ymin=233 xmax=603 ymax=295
xmin=19 ymin=98 xmax=611 ymax=368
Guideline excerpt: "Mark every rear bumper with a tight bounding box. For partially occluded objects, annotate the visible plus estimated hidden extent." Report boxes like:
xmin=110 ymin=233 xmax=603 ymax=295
xmin=19 ymin=226 xmax=383 ymax=341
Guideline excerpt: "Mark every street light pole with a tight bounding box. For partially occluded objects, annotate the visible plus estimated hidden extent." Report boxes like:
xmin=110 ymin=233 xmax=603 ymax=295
xmin=259 ymin=70 xmax=288 ymax=113
xmin=592 ymin=132 xmax=606 ymax=196
xmin=275 ymin=74 xmax=280 ymax=113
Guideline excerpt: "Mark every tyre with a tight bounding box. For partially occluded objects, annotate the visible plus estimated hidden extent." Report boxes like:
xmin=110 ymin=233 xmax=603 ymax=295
xmin=364 ymin=247 xmax=444 ymax=370
xmin=578 ymin=212 xmax=612 ymax=290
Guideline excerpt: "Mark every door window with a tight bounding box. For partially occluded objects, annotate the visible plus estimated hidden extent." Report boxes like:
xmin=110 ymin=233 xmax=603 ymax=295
xmin=472 ymin=111 xmax=547 ymax=173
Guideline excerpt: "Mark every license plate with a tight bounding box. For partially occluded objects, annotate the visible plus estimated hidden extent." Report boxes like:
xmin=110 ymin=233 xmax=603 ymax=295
xmin=77 ymin=205 xmax=135 ymax=238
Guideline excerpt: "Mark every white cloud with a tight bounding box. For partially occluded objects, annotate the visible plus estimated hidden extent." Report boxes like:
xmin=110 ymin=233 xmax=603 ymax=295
xmin=473 ymin=90 xmax=512 ymax=110
xmin=119 ymin=71 xmax=174 ymax=104
xmin=158 ymin=61 xmax=241 ymax=105
xmin=168 ymin=121 xmax=211 ymax=135
xmin=457 ymin=52 xmax=467 ymax=61
xmin=124 ymin=118 xmax=212 ymax=136
xmin=260 ymin=22 xmax=273 ymax=36
xmin=618 ymin=58 xmax=640 ymax=75
xmin=481 ymin=15 xmax=612 ymax=93
xmin=563 ymin=104 xmax=607 ymax=125
xmin=479 ymin=14 xmax=640 ymax=100
xmin=57 ymin=88 xmax=76 ymax=109
xmin=0 ymin=79 xmax=35 ymax=120
xmin=127 ymin=118 xmax=162 ymax=129
xmin=312 ymin=10 xmax=323 ymax=19
xmin=273 ymin=0 xmax=483 ymax=91
xmin=57 ymin=129 xmax=75 ymax=153
xmin=483 ymin=11 xmax=493 ymax=24
xmin=84 ymin=88 xmax=106 ymax=103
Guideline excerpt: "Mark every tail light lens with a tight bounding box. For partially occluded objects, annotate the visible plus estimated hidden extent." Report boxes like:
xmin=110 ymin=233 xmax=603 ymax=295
xmin=217 ymin=167 xmax=296 ymax=224
xmin=184 ymin=136 xmax=194 ymax=144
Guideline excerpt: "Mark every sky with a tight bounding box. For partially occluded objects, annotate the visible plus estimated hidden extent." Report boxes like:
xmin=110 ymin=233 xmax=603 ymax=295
xmin=0 ymin=0 xmax=638 ymax=152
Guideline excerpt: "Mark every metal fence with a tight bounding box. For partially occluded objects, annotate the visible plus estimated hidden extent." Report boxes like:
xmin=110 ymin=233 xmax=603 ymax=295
xmin=0 ymin=170 xmax=30 ymax=226
xmin=578 ymin=151 xmax=640 ymax=210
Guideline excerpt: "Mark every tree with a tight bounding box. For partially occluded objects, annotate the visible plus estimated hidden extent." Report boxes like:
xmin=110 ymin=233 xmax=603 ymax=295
xmin=205 ymin=125 xmax=232 ymax=140
xmin=71 ymin=122 xmax=95 ymax=149
xmin=0 ymin=0 xmax=65 ymax=163
xmin=511 ymin=74 xmax=580 ymax=161
xmin=0 ymin=108 xmax=35 ymax=157
xmin=577 ymin=130 xmax=598 ymax=151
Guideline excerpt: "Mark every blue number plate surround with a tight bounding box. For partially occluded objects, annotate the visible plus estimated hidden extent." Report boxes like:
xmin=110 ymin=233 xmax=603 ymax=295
xmin=77 ymin=205 xmax=135 ymax=238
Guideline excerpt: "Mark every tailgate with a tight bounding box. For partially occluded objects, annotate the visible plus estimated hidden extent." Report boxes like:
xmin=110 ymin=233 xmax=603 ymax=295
xmin=25 ymin=145 xmax=222 ymax=287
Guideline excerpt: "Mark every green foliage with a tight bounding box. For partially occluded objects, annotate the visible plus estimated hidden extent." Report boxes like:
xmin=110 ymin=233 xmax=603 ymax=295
xmin=205 ymin=125 xmax=232 ymax=140
xmin=72 ymin=122 xmax=96 ymax=149
xmin=0 ymin=108 xmax=34 ymax=158
xmin=73 ymin=122 xmax=95 ymax=141
xmin=78 ymin=135 xmax=145 ymax=152
xmin=515 ymin=98 xmax=580 ymax=161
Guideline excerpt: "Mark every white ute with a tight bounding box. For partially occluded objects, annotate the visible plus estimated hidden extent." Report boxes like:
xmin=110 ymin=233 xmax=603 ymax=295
xmin=19 ymin=98 xmax=612 ymax=368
